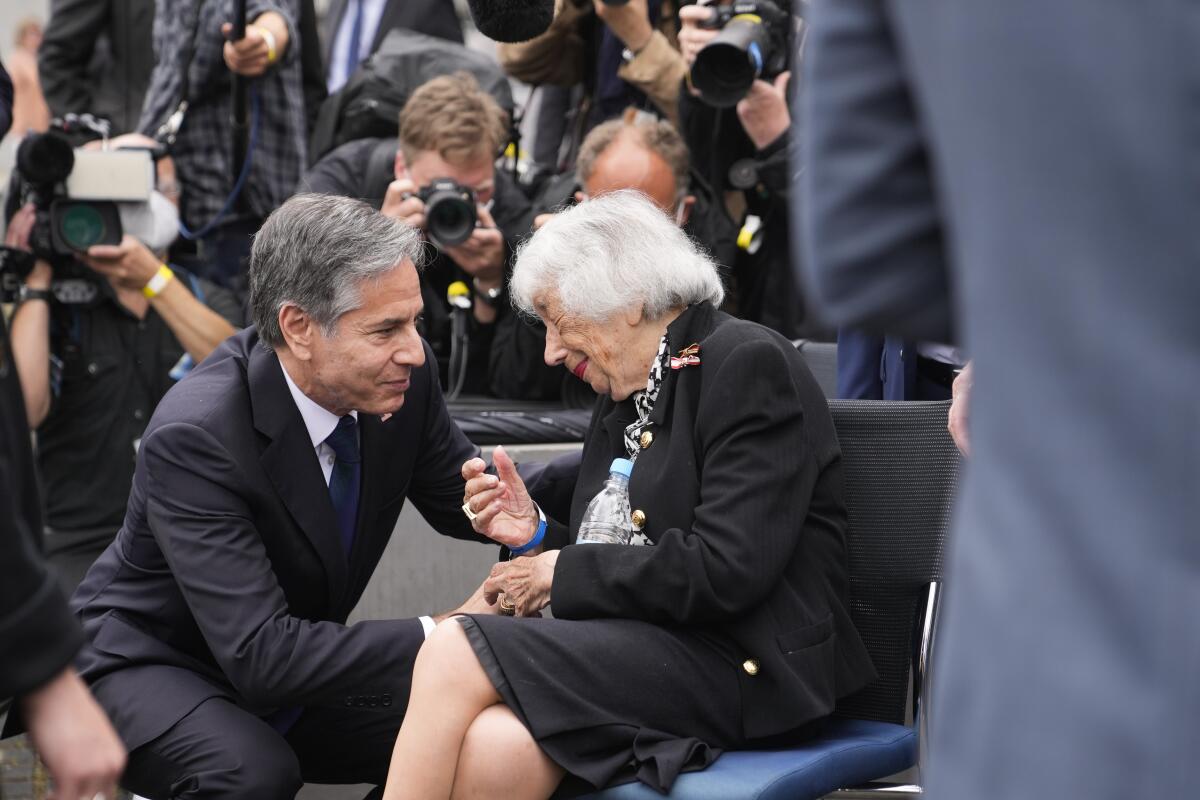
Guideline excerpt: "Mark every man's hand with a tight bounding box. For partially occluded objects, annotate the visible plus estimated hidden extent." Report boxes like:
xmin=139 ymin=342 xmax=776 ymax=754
xmin=221 ymin=12 xmax=289 ymax=77
xmin=736 ymin=72 xmax=791 ymax=150
xmin=82 ymin=235 xmax=162 ymax=291
xmin=678 ymin=4 xmax=721 ymax=68
xmin=949 ymin=361 xmax=973 ymax=457
xmin=5 ymin=202 xmax=37 ymax=252
xmin=442 ymin=204 xmax=504 ymax=281
xmin=461 ymin=445 xmax=539 ymax=550
xmin=380 ymin=177 xmax=426 ymax=230
xmin=483 ymin=550 xmax=560 ymax=616
xmin=434 ymin=577 xmax=503 ymax=623
xmin=22 ymin=667 xmax=126 ymax=800
xmin=594 ymin=0 xmax=653 ymax=53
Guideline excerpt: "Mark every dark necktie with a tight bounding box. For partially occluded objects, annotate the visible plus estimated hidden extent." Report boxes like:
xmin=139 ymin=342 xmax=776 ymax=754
xmin=344 ymin=0 xmax=366 ymax=84
xmin=325 ymin=415 xmax=361 ymax=556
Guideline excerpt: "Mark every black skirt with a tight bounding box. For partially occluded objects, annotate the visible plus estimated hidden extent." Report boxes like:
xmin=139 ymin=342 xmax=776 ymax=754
xmin=460 ymin=614 xmax=746 ymax=795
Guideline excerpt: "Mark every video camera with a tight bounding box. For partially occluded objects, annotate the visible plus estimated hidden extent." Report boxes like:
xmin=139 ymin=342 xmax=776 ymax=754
xmin=1 ymin=118 xmax=158 ymax=304
xmin=691 ymin=0 xmax=790 ymax=108
xmin=417 ymin=179 xmax=478 ymax=247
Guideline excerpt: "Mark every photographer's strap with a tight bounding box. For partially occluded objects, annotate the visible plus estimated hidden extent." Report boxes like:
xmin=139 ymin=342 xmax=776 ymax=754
xmin=155 ymin=0 xmax=207 ymax=147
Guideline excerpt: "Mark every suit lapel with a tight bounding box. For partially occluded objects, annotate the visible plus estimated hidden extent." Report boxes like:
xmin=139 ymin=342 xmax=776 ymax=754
xmin=371 ymin=0 xmax=399 ymax=51
xmin=249 ymin=345 xmax=348 ymax=609
xmin=649 ymin=303 xmax=719 ymax=427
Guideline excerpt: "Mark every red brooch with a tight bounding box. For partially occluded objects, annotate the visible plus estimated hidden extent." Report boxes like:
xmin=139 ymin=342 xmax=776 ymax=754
xmin=670 ymin=343 xmax=701 ymax=370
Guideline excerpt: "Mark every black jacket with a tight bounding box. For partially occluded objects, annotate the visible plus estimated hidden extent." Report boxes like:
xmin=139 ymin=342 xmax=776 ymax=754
xmin=69 ymin=327 xmax=486 ymax=750
xmin=0 ymin=317 xmax=82 ymax=701
xmin=547 ymin=303 xmax=876 ymax=738
xmin=38 ymin=0 xmax=154 ymax=134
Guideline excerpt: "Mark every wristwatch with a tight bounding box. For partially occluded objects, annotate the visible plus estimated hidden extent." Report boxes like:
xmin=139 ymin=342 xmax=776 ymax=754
xmin=473 ymin=278 xmax=504 ymax=308
xmin=17 ymin=285 xmax=53 ymax=305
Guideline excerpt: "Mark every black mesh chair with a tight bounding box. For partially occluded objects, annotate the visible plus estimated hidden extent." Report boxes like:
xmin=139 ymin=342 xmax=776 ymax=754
xmin=794 ymin=339 xmax=839 ymax=399
xmin=582 ymin=400 xmax=960 ymax=800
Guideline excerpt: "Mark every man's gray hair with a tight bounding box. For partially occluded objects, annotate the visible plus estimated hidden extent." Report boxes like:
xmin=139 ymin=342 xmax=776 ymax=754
xmin=249 ymin=194 xmax=424 ymax=348
xmin=510 ymin=190 xmax=724 ymax=322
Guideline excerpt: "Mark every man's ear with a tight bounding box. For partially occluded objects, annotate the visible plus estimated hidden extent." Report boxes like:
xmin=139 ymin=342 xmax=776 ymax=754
xmin=278 ymin=304 xmax=317 ymax=361
xmin=394 ymin=148 xmax=407 ymax=180
xmin=678 ymin=195 xmax=696 ymax=227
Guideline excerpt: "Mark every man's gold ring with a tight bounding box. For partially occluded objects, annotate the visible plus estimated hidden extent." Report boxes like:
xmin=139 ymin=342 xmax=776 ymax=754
xmin=498 ymin=595 xmax=516 ymax=616
xmin=462 ymin=501 xmax=478 ymax=522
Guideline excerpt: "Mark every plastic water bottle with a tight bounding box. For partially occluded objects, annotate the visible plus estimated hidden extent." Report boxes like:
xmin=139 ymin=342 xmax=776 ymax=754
xmin=576 ymin=458 xmax=634 ymax=545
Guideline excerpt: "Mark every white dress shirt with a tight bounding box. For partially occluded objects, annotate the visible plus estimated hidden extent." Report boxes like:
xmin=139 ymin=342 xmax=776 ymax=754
xmin=327 ymin=0 xmax=389 ymax=94
xmin=280 ymin=362 xmax=436 ymax=638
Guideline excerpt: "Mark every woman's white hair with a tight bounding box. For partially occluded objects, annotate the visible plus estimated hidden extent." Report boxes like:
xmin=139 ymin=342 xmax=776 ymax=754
xmin=510 ymin=190 xmax=725 ymax=322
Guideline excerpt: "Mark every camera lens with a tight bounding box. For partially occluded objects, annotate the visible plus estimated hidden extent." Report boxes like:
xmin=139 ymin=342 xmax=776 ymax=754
xmin=690 ymin=16 xmax=770 ymax=108
xmin=425 ymin=190 xmax=477 ymax=247
xmin=58 ymin=204 xmax=109 ymax=251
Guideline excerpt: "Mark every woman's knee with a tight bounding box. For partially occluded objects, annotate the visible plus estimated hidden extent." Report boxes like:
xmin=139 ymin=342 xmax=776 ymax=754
xmin=412 ymin=619 xmax=496 ymax=701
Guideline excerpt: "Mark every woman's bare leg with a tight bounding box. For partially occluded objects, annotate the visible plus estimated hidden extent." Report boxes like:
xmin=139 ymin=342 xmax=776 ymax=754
xmin=382 ymin=619 xmax=502 ymax=800
xmin=449 ymin=704 xmax=564 ymax=800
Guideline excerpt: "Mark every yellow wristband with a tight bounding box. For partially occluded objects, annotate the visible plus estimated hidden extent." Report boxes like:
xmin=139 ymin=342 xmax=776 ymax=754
xmin=142 ymin=264 xmax=175 ymax=298
xmin=252 ymin=24 xmax=278 ymax=64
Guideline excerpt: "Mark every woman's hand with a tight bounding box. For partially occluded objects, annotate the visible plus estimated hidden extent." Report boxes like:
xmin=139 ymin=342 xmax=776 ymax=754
xmin=461 ymin=445 xmax=540 ymax=550
xmin=484 ymin=550 xmax=560 ymax=616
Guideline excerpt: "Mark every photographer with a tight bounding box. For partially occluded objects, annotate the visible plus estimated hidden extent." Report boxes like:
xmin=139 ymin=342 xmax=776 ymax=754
xmin=675 ymin=0 xmax=822 ymax=339
xmin=6 ymin=189 xmax=240 ymax=592
xmin=139 ymin=0 xmax=306 ymax=287
xmin=302 ymin=73 xmax=550 ymax=398
xmin=498 ymin=0 xmax=687 ymax=136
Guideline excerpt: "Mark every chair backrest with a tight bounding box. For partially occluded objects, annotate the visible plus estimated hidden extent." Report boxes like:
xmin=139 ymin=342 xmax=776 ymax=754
xmin=828 ymin=400 xmax=960 ymax=725
xmin=794 ymin=339 xmax=839 ymax=399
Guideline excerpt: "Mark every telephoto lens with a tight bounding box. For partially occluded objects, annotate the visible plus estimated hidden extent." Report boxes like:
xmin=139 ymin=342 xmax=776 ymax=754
xmin=690 ymin=0 xmax=789 ymax=108
xmin=418 ymin=179 xmax=478 ymax=247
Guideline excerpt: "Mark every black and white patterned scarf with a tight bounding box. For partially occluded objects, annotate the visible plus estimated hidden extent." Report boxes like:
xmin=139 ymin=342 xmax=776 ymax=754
xmin=624 ymin=332 xmax=671 ymax=461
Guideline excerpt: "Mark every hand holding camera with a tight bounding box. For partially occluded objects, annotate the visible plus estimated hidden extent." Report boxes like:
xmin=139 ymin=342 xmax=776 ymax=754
xmin=679 ymin=4 xmax=722 ymax=69
xmin=381 ymin=176 xmax=428 ymax=230
xmin=442 ymin=202 xmax=504 ymax=282
xmin=81 ymin=235 xmax=164 ymax=292
xmin=737 ymin=71 xmax=791 ymax=150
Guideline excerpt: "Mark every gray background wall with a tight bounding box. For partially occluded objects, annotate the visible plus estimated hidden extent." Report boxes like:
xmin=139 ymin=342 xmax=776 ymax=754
xmin=1 ymin=0 xmax=50 ymax=61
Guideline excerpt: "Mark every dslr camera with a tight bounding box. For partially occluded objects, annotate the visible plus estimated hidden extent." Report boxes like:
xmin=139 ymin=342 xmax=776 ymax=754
xmin=417 ymin=179 xmax=478 ymax=247
xmin=2 ymin=120 xmax=157 ymax=303
xmin=691 ymin=0 xmax=790 ymax=108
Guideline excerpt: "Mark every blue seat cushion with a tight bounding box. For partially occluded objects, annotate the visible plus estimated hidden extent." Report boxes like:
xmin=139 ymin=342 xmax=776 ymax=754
xmin=576 ymin=718 xmax=916 ymax=800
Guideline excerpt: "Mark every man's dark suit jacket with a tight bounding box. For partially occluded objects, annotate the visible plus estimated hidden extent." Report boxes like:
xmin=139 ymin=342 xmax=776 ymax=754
xmin=70 ymin=327 xmax=485 ymax=751
xmin=320 ymin=0 xmax=463 ymax=77
xmin=0 ymin=317 xmax=83 ymax=702
xmin=546 ymin=303 xmax=876 ymax=739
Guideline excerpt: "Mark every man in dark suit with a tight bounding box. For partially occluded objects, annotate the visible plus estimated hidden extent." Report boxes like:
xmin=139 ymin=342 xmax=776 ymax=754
xmin=38 ymin=0 xmax=154 ymax=134
xmin=801 ymin=3 xmax=1198 ymax=799
xmin=322 ymin=0 xmax=463 ymax=94
xmin=71 ymin=193 xmax=503 ymax=797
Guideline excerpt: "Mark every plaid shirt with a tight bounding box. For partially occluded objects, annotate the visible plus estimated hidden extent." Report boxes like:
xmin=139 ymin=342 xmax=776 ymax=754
xmin=140 ymin=0 xmax=306 ymax=232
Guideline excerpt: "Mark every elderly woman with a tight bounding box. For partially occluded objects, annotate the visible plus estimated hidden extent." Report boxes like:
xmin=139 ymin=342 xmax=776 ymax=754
xmin=382 ymin=191 xmax=876 ymax=799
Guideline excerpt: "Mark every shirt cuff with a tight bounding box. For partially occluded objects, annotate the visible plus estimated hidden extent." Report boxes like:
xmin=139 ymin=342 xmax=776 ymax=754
xmin=419 ymin=615 xmax=436 ymax=639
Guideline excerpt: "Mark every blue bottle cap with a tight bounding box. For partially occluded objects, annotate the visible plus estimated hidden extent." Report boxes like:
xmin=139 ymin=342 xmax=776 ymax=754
xmin=609 ymin=458 xmax=633 ymax=478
